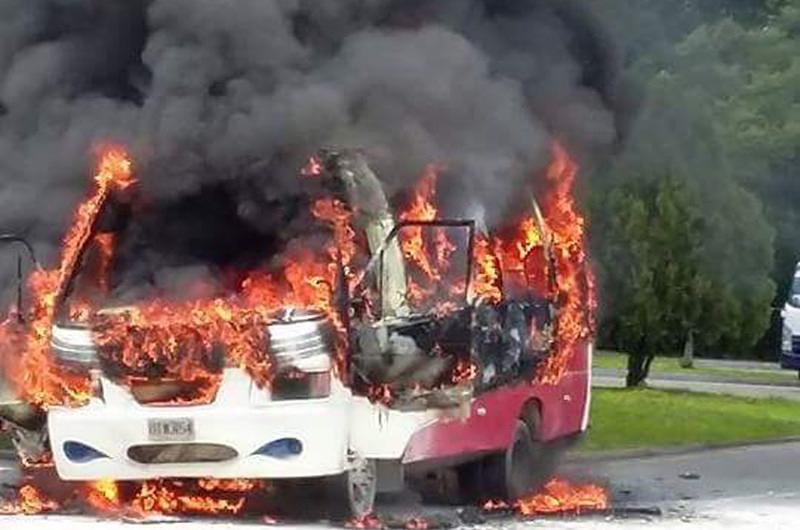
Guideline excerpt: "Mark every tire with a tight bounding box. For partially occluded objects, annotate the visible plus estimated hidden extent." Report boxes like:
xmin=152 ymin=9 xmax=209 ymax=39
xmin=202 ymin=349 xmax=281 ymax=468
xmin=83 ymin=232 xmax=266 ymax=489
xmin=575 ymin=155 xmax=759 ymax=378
xmin=482 ymin=420 xmax=541 ymax=500
xmin=325 ymin=452 xmax=377 ymax=521
xmin=416 ymin=412 xmax=556 ymax=505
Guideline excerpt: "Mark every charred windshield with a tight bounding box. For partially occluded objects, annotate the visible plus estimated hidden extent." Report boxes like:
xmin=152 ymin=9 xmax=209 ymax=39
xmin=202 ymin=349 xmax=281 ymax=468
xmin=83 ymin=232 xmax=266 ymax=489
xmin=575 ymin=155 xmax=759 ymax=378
xmin=60 ymin=183 xmax=310 ymax=318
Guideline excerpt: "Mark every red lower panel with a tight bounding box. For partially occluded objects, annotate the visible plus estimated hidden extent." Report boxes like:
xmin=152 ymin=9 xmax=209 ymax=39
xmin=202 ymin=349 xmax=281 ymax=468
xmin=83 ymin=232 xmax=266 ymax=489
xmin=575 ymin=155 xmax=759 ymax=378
xmin=402 ymin=342 xmax=590 ymax=465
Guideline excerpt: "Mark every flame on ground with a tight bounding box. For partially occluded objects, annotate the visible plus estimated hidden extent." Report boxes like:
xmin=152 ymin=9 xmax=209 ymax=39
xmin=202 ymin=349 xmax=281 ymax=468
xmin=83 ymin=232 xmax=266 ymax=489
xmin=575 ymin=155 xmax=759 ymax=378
xmin=92 ymin=479 xmax=267 ymax=517
xmin=484 ymin=478 xmax=609 ymax=517
xmin=129 ymin=479 xmax=252 ymax=516
xmin=0 ymin=485 xmax=59 ymax=515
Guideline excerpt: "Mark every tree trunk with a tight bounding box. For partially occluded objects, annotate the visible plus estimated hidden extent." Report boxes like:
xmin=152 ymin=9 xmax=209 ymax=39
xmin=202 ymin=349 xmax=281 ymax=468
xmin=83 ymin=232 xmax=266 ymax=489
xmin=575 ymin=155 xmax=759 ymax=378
xmin=679 ymin=330 xmax=694 ymax=369
xmin=626 ymin=352 xmax=655 ymax=387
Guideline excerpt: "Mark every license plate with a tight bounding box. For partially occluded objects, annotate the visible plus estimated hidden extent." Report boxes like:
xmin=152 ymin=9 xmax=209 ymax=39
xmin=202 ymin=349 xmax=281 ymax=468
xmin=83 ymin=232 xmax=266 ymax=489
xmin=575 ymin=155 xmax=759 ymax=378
xmin=148 ymin=418 xmax=195 ymax=442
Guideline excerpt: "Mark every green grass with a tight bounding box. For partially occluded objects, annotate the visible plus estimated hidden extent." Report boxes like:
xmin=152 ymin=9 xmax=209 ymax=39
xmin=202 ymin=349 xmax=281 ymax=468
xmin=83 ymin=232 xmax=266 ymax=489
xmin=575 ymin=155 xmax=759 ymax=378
xmin=594 ymin=350 xmax=797 ymax=386
xmin=582 ymin=387 xmax=800 ymax=452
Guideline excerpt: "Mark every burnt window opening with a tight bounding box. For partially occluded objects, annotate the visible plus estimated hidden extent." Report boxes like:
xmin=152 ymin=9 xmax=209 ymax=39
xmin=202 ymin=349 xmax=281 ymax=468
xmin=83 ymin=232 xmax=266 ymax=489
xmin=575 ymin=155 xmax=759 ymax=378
xmin=60 ymin=182 xmax=314 ymax=314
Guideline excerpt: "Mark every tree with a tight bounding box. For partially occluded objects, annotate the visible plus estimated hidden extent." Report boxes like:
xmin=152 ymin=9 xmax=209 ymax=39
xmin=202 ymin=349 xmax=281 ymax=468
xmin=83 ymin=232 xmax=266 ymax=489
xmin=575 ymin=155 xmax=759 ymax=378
xmin=586 ymin=0 xmax=781 ymax=379
xmin=595 ymin=178 xmax=711 ymax=385
xmin=665 ymin=2 xmax=800 ymax=349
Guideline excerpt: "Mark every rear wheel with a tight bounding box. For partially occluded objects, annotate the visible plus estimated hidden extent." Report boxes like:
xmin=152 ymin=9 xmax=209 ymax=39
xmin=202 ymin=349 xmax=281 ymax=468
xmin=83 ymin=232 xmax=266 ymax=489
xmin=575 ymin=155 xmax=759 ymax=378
xmin=325 ymin=452 xmax=376 ymax=521
xmin=482 ymin=420 xmax=541 ymax=500
xmin=483 ymin=403 xmax=558 ymax=501
xmin=416 ymin=419 xmax=552 ymax=505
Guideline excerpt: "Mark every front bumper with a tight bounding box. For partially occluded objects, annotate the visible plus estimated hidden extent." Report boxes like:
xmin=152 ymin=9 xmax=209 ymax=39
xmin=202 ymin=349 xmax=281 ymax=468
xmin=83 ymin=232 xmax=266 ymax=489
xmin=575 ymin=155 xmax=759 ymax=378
xmin=47 ymin=369 xmax=350 ymax=481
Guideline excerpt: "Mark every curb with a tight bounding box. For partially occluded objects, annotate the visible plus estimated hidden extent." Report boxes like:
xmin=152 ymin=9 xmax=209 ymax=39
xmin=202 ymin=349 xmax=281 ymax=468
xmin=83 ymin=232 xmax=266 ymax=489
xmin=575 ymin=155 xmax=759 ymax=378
xmin=592 ymin=377 xmax=800 ymax=402
xmin=593 ymin=368 xmax=800 ymax=389
xmin=567 ymin=435 xmax=800 ymax=464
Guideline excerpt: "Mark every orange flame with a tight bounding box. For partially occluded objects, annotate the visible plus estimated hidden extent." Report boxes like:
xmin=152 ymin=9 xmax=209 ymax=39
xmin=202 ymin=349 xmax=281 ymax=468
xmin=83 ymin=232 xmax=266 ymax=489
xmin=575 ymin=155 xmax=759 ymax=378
xmin=483 ymin=478 xmax=608 ymax=517
xmin=470 ymin=234 xmax=503 ymax=303
xmin=5 ymin=147 xmax=134 ymax=407
xmin=515 ymin=478 xmax=608 ymax=515
xmin=0 ymin=484 xmax=59 ymax=515
xmin=399 ymin=164 xmax=442 ymax=283
xmin=0 ymin=141 xmax=596 ymax=520
xmin=129 ymin=480 xmax=248 ymax=516
xmin=85 ymin=479 xmax=121 ymax=513
xmin=534 ymin=143 xmax=595 ymax=384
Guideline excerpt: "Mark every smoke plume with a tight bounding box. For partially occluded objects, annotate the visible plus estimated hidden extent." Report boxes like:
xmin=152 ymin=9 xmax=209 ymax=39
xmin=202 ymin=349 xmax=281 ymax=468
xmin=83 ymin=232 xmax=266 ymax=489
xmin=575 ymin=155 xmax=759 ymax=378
xmin=0 ymin=0 xmax=622 ymax=294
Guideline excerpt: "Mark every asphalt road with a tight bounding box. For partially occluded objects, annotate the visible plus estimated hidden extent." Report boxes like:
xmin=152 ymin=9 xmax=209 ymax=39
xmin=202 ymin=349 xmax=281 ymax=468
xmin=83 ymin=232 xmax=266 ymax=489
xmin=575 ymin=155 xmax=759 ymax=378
xmin=1 ymin=441 xmax=799 ymax=529
xmin=593 ymin=374 xmax=800 ymax=401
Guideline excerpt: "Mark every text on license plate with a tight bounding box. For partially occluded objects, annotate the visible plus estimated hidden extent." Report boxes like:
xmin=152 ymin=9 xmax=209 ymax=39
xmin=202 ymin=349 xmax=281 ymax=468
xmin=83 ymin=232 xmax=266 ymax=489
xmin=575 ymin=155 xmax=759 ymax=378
xmin=148 ymin=418 xmax=195 ymax=442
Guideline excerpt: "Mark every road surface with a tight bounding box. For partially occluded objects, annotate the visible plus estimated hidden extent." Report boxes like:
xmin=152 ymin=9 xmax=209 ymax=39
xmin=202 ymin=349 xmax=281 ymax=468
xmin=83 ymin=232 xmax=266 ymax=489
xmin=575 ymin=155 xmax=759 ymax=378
xmin=1 ymin=441 xmax=799 ymax=528
xmin=593 ymin=374 xmax=800 ymax=401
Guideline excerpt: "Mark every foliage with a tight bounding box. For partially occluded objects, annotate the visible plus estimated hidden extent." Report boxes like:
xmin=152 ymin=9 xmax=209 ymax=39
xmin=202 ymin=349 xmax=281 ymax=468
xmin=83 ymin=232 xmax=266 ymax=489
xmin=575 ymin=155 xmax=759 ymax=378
xmin=674 ymin=3 xmax=800 ymax=303
xmin=584 ymin=387 xmax=800 ymax=452
xmin=587 ymin=0 xmax=789 ymax=376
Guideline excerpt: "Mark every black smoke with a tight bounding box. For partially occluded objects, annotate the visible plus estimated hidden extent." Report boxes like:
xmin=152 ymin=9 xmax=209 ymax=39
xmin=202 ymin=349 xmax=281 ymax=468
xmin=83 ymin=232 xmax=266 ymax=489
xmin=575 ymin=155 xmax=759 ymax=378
xmin=0 ymin=0 xmax=624 ymax=289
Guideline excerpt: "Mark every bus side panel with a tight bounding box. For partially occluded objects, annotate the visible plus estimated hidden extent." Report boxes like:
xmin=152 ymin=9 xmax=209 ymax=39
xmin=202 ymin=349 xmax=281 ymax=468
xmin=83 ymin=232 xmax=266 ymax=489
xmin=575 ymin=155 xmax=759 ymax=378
xmin=403 ymin=352 xmax=589 ymax=463
xmin=401 ymin=384 xmax=533 ymax=465
xmin=401 ymin=341 xmax=591 ymax=465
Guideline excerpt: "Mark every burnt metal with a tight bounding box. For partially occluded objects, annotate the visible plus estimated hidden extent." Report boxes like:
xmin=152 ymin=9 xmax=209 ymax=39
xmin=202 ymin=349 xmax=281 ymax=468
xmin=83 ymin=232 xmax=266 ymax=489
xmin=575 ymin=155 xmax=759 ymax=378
xmin=609 ymin=506 xmax=664 ymax=517
xmin=0 ymin=234 xmax=42 ymax=322
xmin=53 ymin=197 xmax=116 ymax=320
xmin=472 ymin=298 xmax=551 ymax=391
xmin=0 ymin=234 xmax=40 ymax=268
xmin=0 ymin=401 xmax=46 ymax=431
xmin=474 ymin=505 xmax=662 ymax=521
xmin=382 ymin=514 xmax=458 ymax=529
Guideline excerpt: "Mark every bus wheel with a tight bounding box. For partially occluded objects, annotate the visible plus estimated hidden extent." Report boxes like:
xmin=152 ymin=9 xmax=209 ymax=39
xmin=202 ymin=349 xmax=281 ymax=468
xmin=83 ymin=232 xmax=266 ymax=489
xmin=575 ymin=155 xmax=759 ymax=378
xmin=325 ymin=452 xmax=376 ymax=521
xmin=482 ymin=420 xmax=541 ymax=500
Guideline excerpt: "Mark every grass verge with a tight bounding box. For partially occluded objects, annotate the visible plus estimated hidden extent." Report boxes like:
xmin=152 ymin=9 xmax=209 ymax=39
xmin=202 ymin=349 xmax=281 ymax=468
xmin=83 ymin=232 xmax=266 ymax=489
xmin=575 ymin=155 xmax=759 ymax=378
xmin=594 ymin=350 xmax=797 ymax=386
xmin=582 ymin=387 xmax=800 ymax=453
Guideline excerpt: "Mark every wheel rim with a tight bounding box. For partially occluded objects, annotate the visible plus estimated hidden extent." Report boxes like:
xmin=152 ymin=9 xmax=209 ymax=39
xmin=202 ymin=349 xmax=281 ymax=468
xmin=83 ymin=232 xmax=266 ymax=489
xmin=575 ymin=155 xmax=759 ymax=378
xmin=347 ymin=455 xmax=376 ymax=517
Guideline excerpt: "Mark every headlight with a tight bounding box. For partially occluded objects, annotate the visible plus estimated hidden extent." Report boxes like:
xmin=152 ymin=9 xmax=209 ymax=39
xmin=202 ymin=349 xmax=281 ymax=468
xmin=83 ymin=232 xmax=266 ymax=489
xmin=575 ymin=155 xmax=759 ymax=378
xmin=266 ymin=311 xmax=332 ymax=400
xmin=782 ymin=324 xmax=793 ymax=353
xmin=267 ymin=311 xmax=332 ymax=371
xmin=51 ymin=324 xmax=99 ymax=369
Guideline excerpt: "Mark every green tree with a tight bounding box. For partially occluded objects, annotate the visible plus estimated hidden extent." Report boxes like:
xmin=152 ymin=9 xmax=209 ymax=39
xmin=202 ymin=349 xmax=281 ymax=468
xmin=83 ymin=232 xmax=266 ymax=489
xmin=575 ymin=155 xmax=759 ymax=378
xmin=664 ymin=2 xmax=800 ymax=348
xmin=596 ymin=178 xmax=709 ymax=385
xmin=593 ymin=37 xmax=778 ymax=380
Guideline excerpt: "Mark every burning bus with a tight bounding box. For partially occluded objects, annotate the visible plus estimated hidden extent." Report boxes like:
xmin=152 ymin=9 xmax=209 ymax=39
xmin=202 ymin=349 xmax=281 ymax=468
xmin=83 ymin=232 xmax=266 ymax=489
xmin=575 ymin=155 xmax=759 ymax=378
xmin=0 ymin=143 xmax=595 ymax=519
